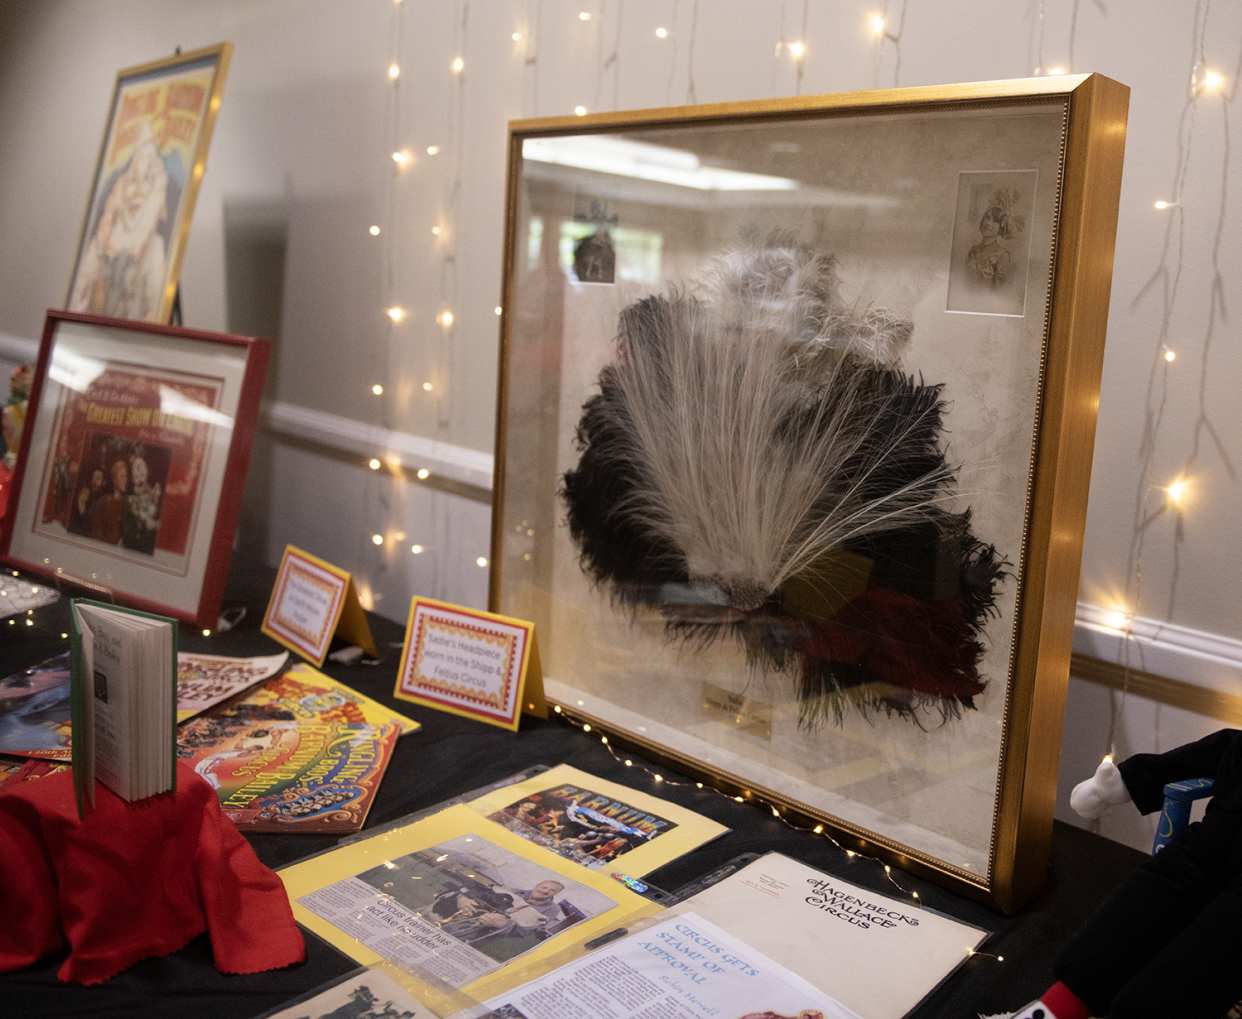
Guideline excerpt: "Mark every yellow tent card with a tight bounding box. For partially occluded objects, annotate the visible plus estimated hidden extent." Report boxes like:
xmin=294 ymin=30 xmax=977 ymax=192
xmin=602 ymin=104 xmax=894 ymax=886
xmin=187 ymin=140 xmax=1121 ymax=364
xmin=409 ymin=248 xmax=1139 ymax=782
xmin=279 ymin=802 xmax=660 ymax=1002
xmin=261 ymin=545 xmax=377 ymax=665
xmin=464 ymin=763 xmax=729 ymax=877
xmin=393 ymin=596 xmax=546 ymax=731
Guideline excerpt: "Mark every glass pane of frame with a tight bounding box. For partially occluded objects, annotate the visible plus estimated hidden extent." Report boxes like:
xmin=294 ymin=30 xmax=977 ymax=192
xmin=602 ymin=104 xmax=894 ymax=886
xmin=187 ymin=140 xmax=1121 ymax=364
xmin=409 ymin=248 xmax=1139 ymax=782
xmin=492 ymin=77 xmax=1128 ymax=908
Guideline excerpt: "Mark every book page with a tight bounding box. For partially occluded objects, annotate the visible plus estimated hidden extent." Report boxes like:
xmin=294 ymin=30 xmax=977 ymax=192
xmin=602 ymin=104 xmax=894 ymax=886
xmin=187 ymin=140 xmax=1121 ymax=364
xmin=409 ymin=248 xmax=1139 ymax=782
xmin=75 ymin=603 xmax=133 ymax=800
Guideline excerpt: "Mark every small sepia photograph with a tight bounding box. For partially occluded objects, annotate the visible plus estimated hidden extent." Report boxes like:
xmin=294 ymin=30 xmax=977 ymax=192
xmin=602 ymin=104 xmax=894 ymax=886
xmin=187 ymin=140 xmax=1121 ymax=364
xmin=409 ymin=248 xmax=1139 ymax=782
xmin=946 ymin=169 xmax=1038 ymax=317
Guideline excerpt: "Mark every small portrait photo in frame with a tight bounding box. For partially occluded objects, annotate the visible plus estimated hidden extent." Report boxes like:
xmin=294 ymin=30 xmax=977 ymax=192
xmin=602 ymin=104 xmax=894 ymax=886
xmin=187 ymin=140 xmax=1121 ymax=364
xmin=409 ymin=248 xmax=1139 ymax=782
xmin=1 ymin=311 xmax=268 ymax=629
xmin=65 ymin=43 xmax=231 ymax=324
xmin=946 ymin=169 xmax=1039 ymax=317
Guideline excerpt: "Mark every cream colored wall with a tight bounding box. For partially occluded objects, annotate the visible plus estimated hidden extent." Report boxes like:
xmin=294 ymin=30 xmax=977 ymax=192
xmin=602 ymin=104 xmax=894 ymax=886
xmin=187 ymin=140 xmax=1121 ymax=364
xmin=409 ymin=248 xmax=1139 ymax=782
xmin=2 ymin=0 xmax=1241 ymax=850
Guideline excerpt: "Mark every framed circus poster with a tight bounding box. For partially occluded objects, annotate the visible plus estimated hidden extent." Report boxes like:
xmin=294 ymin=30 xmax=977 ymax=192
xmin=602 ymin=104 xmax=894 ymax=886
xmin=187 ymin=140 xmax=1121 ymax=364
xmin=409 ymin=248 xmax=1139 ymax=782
xmin=65 ymin=42 xmax=231 ymax=324
xmin=0 ymin=311 xmax=268 ymax=629
xmin=489 ymin=74 xmax=1129 ymax=911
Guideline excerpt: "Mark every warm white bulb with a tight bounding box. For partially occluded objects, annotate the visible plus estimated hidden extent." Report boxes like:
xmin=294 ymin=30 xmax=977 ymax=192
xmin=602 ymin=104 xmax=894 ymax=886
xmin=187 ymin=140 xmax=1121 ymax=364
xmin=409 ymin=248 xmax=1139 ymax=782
xmin=422 ymin=382 xmax=433 ymax=391
xmin=369 ymin=224 xmax=381 ymax=235
xmin=392 ymin=151 xmax=408 ymax=163
xmin=579 ymin=11 xmax=590 ymax=20
xmin=431 ymin=225 xmax=442 ymax=235
xmin=1165 ymin=349 xmax=1176 ymax=362
xmin=368 ymin=458 xmax=381 ymax=470
xmin=574 ymin=105 xmax=587 ymax=116
xmin=372 ymin=534 xmax=384 ymax=545
xmin=494 ymin=305 xmax=503 ymax=315
xmin=389 ymin=63 xmax=400 ymax=79
xmin=452 ymin=57 xmax=464 ymax=72
xmin=1154 ymin=200 xmax=1171 ymax=209
xmin=870 ymin=14 xmax=884 ymax=34
xmin=1167 ymin=479 xmax=1189 ymax=505
xmin=387 ymin=306 xmax=405 ymax=322
xmin=512 ymin=32 xmax=521 ymax=41
xmin=202 ymin=629 xmax=211 ymax=637
xmin=477 ymin=556 xmax=488 ymax=567
xmin=427 ymin=145 xmax=439 ymax=155
xmin=1102 ymin=610 xmax=1128 ymax=631
xmin=655 ymin=27 xmax=667 ymax=38
xmin=371 ymin=383 xmax=383 ymax=395
xmin=1047 ymin=66 xmax=1066 ymax=75
xmin=788 ymin=41 xmax=804 ymax=58
xmin=417 ymin=468 xmax=430 ymax=479
xmin=439 ymin=311 xmax=454 ymax=326
xmin=411 ymin=544 xmax=423 ymax=554
xmin=1205 ymin=70 xmax=1223 ymax=89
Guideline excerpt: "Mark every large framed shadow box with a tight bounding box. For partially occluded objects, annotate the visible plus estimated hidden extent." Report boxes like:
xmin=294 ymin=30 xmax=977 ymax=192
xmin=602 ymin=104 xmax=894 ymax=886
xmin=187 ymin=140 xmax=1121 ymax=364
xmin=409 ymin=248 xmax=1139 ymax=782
xmin=489 ymin=74 xmax=1128 ymax=911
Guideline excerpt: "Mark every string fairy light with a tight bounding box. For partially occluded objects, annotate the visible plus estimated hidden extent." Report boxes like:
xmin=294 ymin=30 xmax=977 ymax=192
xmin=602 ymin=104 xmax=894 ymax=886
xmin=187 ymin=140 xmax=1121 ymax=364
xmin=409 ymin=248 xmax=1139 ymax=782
xmin=1098 ymin=2 xmax=1242 ymax=761
xmin=548 ymin=705 xmax=942 ymax=904
xmin=871 ymin=0 xmax=907 ymax=88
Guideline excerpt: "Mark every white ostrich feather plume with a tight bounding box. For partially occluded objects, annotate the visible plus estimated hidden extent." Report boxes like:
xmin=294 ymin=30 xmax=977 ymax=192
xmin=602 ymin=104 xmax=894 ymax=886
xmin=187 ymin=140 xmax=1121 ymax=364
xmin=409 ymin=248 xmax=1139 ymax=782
xmin=604 ymin=245 xmax=955 ymax=611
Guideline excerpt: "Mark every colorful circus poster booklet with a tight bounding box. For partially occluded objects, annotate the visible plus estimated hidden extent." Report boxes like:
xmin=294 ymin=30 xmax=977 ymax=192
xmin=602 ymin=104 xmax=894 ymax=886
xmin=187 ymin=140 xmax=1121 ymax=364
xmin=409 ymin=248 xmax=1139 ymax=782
xmin=481 ymin=913 xmax=862 ymax=1019
xmin=175 ymin=650 xmax=288 ymax=722
xmin=666 ymin=853 xmax=988 ymax=1019
xmin=0 ymin=650 xmax=291 ymax=759
xmin=176 ymin=664 xmax=418 ymax=832
xmin=279 ymin=803 xmax=662 ymax=1000
xmin=0 ymin=653 xmax=72 ymax=759
xmin=466 ymin=763 xmax=729 ymax=877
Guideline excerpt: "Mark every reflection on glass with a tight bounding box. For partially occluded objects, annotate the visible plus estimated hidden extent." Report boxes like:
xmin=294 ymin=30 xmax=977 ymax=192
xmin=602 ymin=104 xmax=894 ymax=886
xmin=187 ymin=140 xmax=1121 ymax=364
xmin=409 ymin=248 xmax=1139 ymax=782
xmin=503 ymin=104 xmax=1068 ymax=876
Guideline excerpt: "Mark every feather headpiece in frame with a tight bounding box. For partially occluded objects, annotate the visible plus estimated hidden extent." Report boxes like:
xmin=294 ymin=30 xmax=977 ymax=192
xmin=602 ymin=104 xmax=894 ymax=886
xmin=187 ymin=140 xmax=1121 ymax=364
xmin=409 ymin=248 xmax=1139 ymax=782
xmin=561 ymin=242 xmax=1008 ymax=727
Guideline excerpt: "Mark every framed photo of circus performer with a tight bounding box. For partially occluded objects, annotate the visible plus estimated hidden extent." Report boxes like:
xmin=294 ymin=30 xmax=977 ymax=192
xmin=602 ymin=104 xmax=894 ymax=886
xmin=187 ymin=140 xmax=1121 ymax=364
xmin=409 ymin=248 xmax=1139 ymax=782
xmin=490 ymin=75 xmax=1129 ymax=911
xmin=0 ymin=311 xmax=268 ymax=628
xmin=65 ymin=42 xmax=231 ymax=324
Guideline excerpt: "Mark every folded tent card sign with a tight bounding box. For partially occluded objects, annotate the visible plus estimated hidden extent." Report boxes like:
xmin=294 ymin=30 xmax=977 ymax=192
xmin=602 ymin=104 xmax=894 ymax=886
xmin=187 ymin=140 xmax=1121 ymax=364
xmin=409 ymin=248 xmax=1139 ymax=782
xmin=491 ymin=74 xmax=1129 ymax=911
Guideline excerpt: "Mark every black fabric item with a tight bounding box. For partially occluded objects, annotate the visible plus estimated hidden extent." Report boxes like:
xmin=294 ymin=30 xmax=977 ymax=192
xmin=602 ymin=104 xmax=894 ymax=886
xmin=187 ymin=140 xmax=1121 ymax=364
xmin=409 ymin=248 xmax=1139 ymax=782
xmin=1054 ymin=811 xmax=1242 ymax=1019
xmin=1118 ymin=727 xmax=1242 ymax=814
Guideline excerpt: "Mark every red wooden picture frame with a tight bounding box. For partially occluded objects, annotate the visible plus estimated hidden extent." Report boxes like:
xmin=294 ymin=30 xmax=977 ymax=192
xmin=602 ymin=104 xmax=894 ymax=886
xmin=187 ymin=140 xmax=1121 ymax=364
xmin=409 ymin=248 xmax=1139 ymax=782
xmin=1 ymin=310 xmax=268 ymax=628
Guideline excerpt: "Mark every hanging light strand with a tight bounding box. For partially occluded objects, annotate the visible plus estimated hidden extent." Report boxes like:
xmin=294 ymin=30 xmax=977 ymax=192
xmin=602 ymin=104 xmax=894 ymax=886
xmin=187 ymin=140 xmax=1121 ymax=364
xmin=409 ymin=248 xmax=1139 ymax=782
xmin=550 ymin=705 xmax=929 ymax=902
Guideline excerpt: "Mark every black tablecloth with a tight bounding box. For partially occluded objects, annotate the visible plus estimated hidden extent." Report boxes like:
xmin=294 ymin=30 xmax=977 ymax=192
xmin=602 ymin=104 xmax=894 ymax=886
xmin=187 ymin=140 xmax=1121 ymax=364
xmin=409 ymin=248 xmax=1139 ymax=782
xmin=0 ymin=556 xmax=1146 ymax=1018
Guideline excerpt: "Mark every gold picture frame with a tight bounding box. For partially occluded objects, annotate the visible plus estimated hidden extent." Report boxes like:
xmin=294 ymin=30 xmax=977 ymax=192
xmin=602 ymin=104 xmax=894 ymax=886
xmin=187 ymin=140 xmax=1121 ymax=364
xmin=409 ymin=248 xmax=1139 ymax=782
xmin=490 ymin=74 xmax=1129 ymax=911
xmin=65 ymin=42 xmax=232 ymax=324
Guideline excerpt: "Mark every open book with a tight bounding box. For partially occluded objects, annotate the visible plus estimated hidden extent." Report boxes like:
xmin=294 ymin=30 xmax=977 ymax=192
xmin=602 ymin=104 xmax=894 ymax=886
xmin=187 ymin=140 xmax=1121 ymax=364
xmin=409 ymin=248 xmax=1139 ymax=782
xmin=69 ymin=598 xmax=177 ymax=813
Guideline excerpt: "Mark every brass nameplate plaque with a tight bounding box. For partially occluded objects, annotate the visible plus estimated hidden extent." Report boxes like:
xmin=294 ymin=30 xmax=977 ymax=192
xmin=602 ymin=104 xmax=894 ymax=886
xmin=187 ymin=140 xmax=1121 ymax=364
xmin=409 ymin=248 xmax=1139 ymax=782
xmin=700 ymin=681 xmax=773 ymax=741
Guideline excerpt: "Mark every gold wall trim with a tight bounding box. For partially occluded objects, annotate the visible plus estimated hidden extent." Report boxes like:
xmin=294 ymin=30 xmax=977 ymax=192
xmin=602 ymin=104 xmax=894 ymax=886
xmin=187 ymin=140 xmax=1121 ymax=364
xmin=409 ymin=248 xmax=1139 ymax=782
xmin=1070 ymin=652 xmax=1242 ymax=725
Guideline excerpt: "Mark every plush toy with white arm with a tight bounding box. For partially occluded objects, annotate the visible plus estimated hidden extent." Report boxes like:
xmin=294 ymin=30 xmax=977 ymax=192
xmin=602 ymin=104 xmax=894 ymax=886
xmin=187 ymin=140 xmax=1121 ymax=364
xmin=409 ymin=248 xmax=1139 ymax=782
xmin=1068 ymin=757 xmax=1132 ymax=819
xmin=999 ymin=729 xmax=1242 ymax=1019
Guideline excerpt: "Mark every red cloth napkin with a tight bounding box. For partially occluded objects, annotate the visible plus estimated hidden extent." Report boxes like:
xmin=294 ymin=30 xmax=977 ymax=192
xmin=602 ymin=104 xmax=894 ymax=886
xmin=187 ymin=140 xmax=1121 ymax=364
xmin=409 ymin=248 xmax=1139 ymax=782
xmin=0 ymin=760 xmax=305 ymax=984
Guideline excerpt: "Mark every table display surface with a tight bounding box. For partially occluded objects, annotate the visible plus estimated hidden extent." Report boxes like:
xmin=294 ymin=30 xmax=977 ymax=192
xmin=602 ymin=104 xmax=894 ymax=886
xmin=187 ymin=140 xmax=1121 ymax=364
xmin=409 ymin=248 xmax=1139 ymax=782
xmin=0 ymin=558 xmax=1146 ymax=1019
